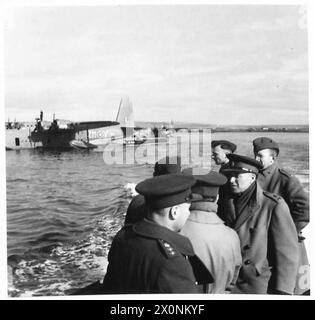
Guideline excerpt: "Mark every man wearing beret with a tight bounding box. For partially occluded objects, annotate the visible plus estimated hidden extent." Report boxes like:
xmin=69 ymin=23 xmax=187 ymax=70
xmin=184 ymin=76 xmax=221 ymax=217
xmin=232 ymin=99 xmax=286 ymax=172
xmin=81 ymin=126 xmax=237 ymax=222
xmin=253 ymin=137 xmax=309 ymax=294
xmin=180 ymin=168 xmax=242 ymax=293
xmin=218 ymin=154 xmax=299 ymax=295
xmin=101 ymin=174 xmax=213 ymax=293
xmin=124 ymin=156 xmax=182 ymax=225
xmin=211 ymin=140 xmax=237 ymax=173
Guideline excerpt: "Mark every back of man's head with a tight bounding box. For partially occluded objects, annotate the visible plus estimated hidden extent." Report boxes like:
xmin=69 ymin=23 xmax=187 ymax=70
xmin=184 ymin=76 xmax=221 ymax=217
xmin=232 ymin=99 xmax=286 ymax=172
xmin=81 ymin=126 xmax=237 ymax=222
xmin=153 ymin=156 xmax=182 ymax=176
xmin=136 ymin=174 xmax=195 ymax=231
xmin=182 ymin=168 xmax=227 ymax=202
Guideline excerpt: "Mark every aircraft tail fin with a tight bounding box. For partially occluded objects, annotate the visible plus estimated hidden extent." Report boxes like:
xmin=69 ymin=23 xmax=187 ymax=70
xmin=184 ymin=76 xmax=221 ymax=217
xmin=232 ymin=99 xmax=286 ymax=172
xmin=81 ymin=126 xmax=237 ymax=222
xmin=116 ymin=96 xmax=134 ymax=128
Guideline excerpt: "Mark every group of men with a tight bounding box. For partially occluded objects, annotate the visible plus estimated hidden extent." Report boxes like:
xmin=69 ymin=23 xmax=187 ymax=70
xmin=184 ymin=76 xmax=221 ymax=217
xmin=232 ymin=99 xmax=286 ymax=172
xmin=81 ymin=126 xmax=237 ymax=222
xmin=99 ymin=137 xmax=309 ymax=295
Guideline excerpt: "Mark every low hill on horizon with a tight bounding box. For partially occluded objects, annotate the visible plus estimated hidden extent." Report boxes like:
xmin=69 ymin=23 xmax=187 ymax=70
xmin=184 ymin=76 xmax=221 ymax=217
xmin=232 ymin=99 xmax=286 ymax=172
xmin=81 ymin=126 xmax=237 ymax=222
xmin=135 ymin=121 xmax=308 ymax=131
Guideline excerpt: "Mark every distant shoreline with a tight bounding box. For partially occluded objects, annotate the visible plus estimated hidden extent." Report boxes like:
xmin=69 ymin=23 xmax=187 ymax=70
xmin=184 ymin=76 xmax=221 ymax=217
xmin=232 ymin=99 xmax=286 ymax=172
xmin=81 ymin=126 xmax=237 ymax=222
xmin=5 ymin=120 xmax=309 ymax=133
xmin=135 ymin=121 xmax=309 ymax=133
xmin=211 ymin=129 xmax=309 ymax=133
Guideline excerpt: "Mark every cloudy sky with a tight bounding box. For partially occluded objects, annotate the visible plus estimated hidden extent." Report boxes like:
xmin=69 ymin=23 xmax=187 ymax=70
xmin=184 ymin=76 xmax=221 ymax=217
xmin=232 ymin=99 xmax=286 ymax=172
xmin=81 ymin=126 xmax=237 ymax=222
xmin=4 ymin=5 xmax=308 ymax=125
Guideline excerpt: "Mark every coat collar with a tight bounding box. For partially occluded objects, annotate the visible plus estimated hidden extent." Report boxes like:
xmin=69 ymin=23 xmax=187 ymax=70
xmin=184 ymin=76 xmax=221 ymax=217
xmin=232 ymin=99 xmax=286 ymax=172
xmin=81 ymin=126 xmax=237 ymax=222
xmin=190 ymin=201 xmax=218 ymax=213
xmin=188 ymin=201 xmax=224 ymax=225
xmin=260 ymin=162 xmax=278 ymax=177
xmin=233 ymin=183 xmax=261 ymax=231
xmin=188 ymin=210 xmax=224 ymax=225
xmin=133 ymin=218 xmax=195 ymax=256
xmin=219 ymin=161 xmax=231 ymax=173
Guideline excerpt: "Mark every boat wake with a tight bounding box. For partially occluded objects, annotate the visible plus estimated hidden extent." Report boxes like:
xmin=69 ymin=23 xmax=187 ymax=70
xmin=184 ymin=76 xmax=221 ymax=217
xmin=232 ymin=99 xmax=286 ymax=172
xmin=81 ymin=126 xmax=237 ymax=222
xmin=8 ymin=209 xmax=126 ymax=297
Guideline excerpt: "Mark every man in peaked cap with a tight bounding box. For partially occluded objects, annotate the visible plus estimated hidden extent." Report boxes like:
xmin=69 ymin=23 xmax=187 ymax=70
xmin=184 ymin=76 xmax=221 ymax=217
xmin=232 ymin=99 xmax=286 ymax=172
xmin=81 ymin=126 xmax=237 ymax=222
xmin=253 ymin=137 xmax=310 ymax=295
xmin=180 ymin=168 xmax=242 ymax=294
xmin=218 ymin=154 xmax=299 ymax=295
xmin=211 ymin=140 xmax=237 ymax=173
xmin=124 ymin=156 xmax=182 ymax=225
xmin=102 ymin=174 xmax=213 ymax=293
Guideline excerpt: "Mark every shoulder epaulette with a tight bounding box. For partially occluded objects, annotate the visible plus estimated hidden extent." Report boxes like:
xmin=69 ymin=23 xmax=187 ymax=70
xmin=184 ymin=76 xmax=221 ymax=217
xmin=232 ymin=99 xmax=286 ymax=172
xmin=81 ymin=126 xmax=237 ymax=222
xmin=263 ymin=191 xmax=283 ymax=202
xmin=158 ymin=240 xmax=180 ymax=259
xmin=279 ymin=168 xmax=292 ymax=178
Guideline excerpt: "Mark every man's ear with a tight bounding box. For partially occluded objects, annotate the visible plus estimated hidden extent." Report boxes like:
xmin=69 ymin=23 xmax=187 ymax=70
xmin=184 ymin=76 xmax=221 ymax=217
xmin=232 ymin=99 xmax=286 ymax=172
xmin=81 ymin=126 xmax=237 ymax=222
xmin=169 ymin=206 xmax=178 ymax=220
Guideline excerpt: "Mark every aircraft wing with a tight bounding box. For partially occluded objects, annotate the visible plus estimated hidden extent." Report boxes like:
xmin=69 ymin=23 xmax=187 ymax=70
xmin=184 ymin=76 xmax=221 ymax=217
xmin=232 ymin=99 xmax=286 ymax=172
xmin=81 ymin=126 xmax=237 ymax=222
xmin=134 ymin=126 xmax=146 ymax=131
xmin=72 ymin=121 xmax=120 ymax=131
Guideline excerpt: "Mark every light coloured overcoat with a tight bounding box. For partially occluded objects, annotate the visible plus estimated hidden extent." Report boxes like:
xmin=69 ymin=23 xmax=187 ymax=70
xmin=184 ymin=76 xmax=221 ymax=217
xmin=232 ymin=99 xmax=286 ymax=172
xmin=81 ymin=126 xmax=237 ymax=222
xmin=181 ymin=201 xmax=242 ymax=293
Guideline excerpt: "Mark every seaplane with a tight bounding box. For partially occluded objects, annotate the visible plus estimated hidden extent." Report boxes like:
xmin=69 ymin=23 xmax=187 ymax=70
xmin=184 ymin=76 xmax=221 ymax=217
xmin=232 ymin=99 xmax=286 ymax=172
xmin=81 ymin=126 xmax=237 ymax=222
xmin=5 ymin=96 xmax=147 ymax=150
xmin=6 ymin=97 xmax=177 ymax=151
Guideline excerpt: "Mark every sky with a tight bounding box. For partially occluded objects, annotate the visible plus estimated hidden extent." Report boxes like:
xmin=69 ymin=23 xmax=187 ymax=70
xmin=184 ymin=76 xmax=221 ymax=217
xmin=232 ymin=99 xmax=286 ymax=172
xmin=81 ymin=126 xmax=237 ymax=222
xmin=4 ymin=5 xmax=309 ymax=125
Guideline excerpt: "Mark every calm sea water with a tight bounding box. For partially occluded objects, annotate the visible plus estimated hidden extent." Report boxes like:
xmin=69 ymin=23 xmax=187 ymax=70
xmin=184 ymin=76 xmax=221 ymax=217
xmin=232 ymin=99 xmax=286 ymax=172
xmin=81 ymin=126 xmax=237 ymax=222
xmin=6 ymin=132 xmax=309 ymax=296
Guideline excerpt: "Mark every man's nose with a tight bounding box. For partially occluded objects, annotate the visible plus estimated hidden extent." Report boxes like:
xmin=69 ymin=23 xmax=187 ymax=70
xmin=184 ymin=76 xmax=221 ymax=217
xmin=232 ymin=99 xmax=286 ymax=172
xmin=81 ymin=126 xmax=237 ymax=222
xmin=230 ymin=176 xmax=236 ymax=183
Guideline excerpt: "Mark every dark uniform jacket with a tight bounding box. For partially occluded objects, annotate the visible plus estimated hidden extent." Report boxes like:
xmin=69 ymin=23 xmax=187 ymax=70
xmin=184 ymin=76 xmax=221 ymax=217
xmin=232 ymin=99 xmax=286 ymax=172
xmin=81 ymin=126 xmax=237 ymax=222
xmin=218 ymin=184 xmax=299 ymax=294
xmin=124 ymin=194 xmax=148 ymax=225
xmin=219 ymin=161 xmax=231 ymax=174
xmin=257 ymin=162 xmax=309 ymax=232
xmin=101 ymin=219 xmax=212 ymax=294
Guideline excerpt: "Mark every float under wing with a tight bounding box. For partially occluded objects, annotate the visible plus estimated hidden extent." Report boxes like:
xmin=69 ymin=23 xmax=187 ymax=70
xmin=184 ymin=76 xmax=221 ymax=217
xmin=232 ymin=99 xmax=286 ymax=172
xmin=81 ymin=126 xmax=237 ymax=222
xmin=70 ymin=140 xmax=98 ymax=150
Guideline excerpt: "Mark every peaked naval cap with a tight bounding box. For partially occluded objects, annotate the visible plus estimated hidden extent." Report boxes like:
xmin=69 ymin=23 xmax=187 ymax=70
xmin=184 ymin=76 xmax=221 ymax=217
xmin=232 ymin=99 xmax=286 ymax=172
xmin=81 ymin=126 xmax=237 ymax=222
xmin=221 ymin=153 xmax=263 ymax=175
xmin=135 ymin=174 xmax=196 ymax=209
xmin=153 ymin=156 xmax=182 ymax=176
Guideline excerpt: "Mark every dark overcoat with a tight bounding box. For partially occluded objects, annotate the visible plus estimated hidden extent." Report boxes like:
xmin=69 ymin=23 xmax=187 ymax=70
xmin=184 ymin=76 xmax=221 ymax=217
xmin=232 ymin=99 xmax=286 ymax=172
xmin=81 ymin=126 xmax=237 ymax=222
xmin=218 ymin=184 xmax=299 ymax=294
xmin=101 ymin=219 xmax=212 ymax=294
xmin=219 ymin=161 xmax=232 ymax=174
xmin=124 ymin=194 xmax=147 ymax=225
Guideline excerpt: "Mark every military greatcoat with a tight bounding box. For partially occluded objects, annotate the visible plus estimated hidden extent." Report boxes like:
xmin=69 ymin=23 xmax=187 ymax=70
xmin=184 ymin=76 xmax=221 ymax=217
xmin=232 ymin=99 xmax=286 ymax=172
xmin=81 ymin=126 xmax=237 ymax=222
xmin=257 ymin=162 xmax=309 ymax=232
xmin=257 ymin=162 xmax=310 ymax=294
xmin=218 ymin=184 xmax=299 ymax=294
